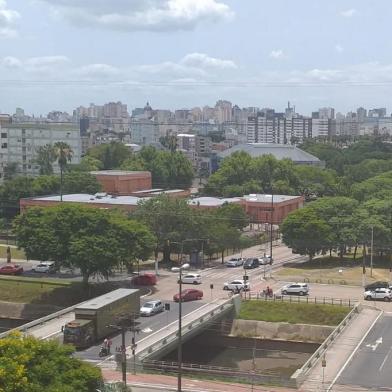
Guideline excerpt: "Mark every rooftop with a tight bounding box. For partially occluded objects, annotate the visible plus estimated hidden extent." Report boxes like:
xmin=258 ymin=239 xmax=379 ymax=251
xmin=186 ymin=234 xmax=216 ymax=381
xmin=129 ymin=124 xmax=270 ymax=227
xmin=243 ymin=194 xmax=303 ymax=203
xmin=33 ymin=193 xmax=142 ymax=206
xmin=2 ymin=123 xmax=79 ymax=131
xmin=188 ymin=196 xmax=241 ymax=207
xmin=218 ymin=143 xmax=322 ymax=163
xmin=75 ymin=288 xmax=139 ymax=311
xmin=90 ymin=170 xmax=151 ymax=177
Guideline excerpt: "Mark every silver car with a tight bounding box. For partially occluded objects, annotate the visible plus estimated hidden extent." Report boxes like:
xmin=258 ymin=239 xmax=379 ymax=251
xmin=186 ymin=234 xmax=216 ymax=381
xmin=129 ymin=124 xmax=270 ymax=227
xmin=226 ymin=257 xmax=245 ymax=267
xmin=140 ymin=300 xmax=164 ymax=316
xmin=281 ymin=283 xmax=309 ymax=296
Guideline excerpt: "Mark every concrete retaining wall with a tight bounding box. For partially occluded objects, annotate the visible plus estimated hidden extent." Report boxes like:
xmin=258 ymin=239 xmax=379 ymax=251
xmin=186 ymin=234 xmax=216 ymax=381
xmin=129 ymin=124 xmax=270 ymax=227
xmin=0 ymin=300 xmax=61 ymax=320
xmin=230 ymin=319 xmax=334 ymax=343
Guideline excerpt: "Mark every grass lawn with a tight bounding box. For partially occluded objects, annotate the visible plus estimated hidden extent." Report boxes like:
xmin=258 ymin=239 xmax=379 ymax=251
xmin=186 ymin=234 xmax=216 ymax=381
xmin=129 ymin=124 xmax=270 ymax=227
xmin=238 ymin=301 xmax=350 ymax=326
xmin=0 ymin=245 xmax=26 ymax=260
xmin=0 ymin=279 xmax=59 ymax=303
xmin=276 ymin=256 xmax=390 ymax=286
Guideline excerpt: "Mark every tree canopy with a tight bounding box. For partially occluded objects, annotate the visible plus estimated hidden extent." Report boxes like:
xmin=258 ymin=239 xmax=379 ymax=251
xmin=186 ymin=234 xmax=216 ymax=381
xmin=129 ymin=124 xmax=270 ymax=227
xmin=14 ymin=205 xmax=155 ymax=284
xmin=87 ymin=142 xmax=132 ymax=169
xmin=0 ymin=332 xmax=102 ymax=392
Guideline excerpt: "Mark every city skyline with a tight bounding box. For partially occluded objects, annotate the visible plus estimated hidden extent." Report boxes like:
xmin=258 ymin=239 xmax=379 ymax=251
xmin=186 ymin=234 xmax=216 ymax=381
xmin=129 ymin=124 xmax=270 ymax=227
xmin=1 ymin=1 xmax=392 ymax=112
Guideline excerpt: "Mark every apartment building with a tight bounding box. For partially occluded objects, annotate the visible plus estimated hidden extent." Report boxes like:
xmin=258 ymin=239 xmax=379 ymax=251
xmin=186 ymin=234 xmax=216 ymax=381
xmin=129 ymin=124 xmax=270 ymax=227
xmin=0 ymin=123 xmax=82 ymax=179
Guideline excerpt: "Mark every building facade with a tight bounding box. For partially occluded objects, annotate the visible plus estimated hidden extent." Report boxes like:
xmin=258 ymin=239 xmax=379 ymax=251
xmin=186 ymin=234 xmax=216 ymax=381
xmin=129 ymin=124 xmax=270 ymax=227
xmin=0 ymin=123 xmax=82 ymax=179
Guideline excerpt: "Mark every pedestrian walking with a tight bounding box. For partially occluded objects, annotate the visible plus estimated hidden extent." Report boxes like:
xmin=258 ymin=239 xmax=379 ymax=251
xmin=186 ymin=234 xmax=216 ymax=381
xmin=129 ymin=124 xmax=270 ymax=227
xmin=107 ymin=338 xmax=112 ymax=353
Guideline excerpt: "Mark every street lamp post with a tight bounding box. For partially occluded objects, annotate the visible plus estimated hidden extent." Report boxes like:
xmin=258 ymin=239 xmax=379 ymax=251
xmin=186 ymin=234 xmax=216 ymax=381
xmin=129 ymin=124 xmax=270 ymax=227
xmin=171 ymin=255 xmax=190 ymax=392
xmin=270 ymin=192 xmax=274 ymax=262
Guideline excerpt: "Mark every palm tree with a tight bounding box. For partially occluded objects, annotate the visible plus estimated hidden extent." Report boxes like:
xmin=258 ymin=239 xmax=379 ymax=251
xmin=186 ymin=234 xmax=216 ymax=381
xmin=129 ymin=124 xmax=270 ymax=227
xmin=53 ymin=142 xmax=73 ymax=201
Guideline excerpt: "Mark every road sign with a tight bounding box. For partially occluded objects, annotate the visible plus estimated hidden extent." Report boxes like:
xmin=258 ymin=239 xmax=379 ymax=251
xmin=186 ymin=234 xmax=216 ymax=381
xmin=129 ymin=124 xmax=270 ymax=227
xmin=321 ymin=359 xmax=326 ymax=367
xmin=243 ymin=275 xmax=249 ymax=281
xmin=210 ymin=283 xmax=214 ymax=290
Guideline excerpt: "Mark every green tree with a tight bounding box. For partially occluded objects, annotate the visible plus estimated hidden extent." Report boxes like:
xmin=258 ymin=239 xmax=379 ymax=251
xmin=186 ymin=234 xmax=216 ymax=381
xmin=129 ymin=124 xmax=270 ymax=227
xmin=214 ymin=202 xmax=248 ymax=230
xmin=87 ymin=142 xmax=132 ymax=169
xmin=63 ymin=172 xmax=102 ymax=194
xmin=3 ymin=162 xmax=19 ymax=181
xmin=53 ymin=142 xmax=73 ymax=202
xmin=0 ymin=332 xmax=102 ymax=392
xmin=351 ymin=171 xmax=392 ymax=201
xmin=281 ymin=208 xmax=333 ymax=260
xmin=14 ymin=205 xmax=155 ymax=285
xmin=133 ymin=195 xmax=195 ymax=263
xmin=34 ymin=144 xmax=56 ymax=175
xmin=70 ymin=156 xmax=103 ymax=172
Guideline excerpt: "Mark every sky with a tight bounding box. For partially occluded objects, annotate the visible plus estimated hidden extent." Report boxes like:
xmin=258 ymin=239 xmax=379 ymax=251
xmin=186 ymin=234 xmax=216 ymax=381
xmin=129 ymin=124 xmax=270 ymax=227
xmin=1 ymin=0 xmax=392 ymax=115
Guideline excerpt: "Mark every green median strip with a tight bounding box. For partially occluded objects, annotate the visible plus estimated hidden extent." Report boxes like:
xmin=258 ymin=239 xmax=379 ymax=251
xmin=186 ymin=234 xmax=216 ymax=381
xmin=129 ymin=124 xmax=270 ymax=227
xmin=0 ymin=275 xmax=71 ymax=286
xmin=238 ymin=301 xmax=349 ymax=326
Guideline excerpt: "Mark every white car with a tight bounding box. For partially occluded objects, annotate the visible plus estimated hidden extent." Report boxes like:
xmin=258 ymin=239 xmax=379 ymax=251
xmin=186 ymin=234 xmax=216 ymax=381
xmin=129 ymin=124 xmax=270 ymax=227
xmin=140 ymin=300 xmax=164 ymax=316
xmin=281 ymin=283 xmax=309 ymax=296
xmin=259 ymin=255 xmax=273 ymax=265
xmin=178 ymin=273 xmax=202 ymax=285
xmin=364 ymin=288 xmax=392 ymax=301
xmin=223 ymin=279 xmax=250 ymax=291
xmin=31 ymin=262 xmax=56 ymax=273
xmin=226 ymin=257 xmax=245 ymax=267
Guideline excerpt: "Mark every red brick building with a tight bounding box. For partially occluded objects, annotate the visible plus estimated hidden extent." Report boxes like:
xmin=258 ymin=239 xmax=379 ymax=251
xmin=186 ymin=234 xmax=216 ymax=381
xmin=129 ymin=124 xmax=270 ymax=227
xmin=91 ymin=170 xmax=152 ymax=195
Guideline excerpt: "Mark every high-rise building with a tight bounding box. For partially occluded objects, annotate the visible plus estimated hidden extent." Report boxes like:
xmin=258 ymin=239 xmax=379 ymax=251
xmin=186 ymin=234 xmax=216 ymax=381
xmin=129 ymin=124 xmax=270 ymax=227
xmin=0 ymin=123 xmax=82 ymax=180
xmin=318 ymin=107 xmax=335 ymax=119
xmin=368 ymin=108 xmax=387 ymax=118
xmin=215 ymin=100 xmax=232 ymax=124
xmin=356 ymin=107 xmax=367 ymax=122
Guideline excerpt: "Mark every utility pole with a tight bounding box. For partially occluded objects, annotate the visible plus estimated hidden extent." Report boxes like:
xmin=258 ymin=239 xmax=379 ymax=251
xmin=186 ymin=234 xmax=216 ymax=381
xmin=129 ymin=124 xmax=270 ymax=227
xmin=370 ymin=225 xmax=374 ymax=278
xmin=270 ymin=192 xmax=274 ymax=261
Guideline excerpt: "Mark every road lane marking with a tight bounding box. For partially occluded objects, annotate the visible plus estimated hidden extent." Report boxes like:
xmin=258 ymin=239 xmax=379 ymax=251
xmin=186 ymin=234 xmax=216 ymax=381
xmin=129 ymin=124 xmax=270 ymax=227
xmin=366 ymin=337 xmax=383 ymax=351
xmin=327 ymin=309 xmax=383 ymax=392
xmin=379 ymin=345 xmax=392 ymax=372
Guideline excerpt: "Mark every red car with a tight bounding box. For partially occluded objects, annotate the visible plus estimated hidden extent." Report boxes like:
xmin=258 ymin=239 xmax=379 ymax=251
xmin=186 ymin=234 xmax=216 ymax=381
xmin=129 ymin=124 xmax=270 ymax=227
xmin=132 ymin=273 xmax=157 ymax=286
xmin=173 ymin=289 xmax=203 ymax=302
xmin=0 ymin=264 xmax=23 ymax=275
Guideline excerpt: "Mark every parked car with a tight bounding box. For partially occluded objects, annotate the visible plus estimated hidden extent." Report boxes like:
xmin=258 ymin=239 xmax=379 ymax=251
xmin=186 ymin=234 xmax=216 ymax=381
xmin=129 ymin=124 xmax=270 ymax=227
xmin=364 ymin=288 xmax=392 ymax=301
xmin=178 ymin=273 xmax=202 ymax=285
xmin=223 ymin=279 xmax=250 ymax=291
xmin=226 ymin=257 xmax=245 ymax=267
xmin=364 ymin=281 xmax=390 ymax=291
xmin=132 ymin=273 xmax=157 ymax=286
xmin=281 ymin=283 xmax=309 ymax=296
xmin=173 ymin=289 xmax=203 ymax=302
xmin=259 ymin=255 xmax=273 ymax=265
xmin=243 ymin=258 xmax=259 ymax=269
xmin=140 ymin=300 xmax=164 ymax=316
xmin=0 ymin=264 xmax=23 ymax=275
xmin=31 ymin=261 xmax=56 ymax=273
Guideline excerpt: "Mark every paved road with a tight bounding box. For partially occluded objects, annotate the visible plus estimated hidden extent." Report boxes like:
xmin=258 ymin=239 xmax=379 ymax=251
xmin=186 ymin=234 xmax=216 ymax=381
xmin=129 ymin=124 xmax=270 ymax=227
xmin=337 ymin=312 xmax=392 ymax=390
xmin=75 ymin=299 xmax=204 ymax=363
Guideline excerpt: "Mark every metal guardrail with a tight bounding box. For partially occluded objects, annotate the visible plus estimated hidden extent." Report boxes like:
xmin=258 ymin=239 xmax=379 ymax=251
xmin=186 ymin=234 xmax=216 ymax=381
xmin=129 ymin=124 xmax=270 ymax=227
xmin=244 ymin=293 xmax=357 ymax=307
xmin=142 ymin=359 xmax=297 ymax=388
xmin=0 ymin=303 xmax=78 ymax=339
xmin=136 ymin=301 xmax=234 ymax=361
xmin=290 ymin=304 xmax=360 ymax=387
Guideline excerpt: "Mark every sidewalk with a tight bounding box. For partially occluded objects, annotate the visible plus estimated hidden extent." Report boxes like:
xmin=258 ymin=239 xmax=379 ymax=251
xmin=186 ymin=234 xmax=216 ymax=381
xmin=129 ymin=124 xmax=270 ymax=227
xmin=300 ymin=306 xmax=382 ymax=392
xmin=102 ymin=369 xmax=296 ymax=392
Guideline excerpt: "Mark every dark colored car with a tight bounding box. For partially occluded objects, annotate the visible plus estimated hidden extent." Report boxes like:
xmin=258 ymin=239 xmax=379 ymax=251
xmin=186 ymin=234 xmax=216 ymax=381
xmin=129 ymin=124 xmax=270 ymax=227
xmin=243 ymin=258 xmax=260 ymax=269
xmin=0 ymin=264 xmax=23 ymax=275
xmin=173 ymin=289 xmax=203 ymax=302
xmin=365 ymin=281 xmax=390 ymax=291
xmin=132 ymin=273 xmax=157 ymax=286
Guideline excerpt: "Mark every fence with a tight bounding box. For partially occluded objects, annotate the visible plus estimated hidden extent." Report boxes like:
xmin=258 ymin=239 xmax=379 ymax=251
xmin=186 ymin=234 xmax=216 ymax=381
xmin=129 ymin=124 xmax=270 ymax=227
xmin=290 ymin=304 xmax=360 ymax=387
xmin=142 ymin=359 xmax=297 ymax=388
xmin=244 ymin=292 xmax=357 ymax=307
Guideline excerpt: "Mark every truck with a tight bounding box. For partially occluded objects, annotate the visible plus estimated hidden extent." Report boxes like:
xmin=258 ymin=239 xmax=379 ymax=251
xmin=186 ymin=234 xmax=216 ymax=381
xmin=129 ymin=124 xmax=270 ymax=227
xmin=63 ymin=288 xmax=140 ymax=349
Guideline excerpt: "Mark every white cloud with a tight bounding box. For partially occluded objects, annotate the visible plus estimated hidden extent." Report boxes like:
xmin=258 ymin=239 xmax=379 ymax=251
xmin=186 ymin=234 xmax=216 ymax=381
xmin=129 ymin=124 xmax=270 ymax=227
xmin=1 ymin=56 xmax=22 ymax=68
xmin=76 ymin=63 xmax=120 ymax=79
xmin=40 ymin=0 xmax=233 ymax=32
xmin=0 ymin=0 xmax=20 ymax=38
xmin=335 ymin=44 xmax=344 ymax=53
xmin=340 ymin=9 xmax=356 ymax=18
xmin=269 ymin=49 xmax=286 ymax=60
xmin=180 ymin=52 xmax=237 ymax=69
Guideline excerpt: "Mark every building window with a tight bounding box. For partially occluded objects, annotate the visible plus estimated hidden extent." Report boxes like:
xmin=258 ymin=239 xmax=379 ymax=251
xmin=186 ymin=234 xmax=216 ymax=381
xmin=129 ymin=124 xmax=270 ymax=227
xmin=1 ymin=133 xmax=7 ymax=138
xmin=1 ymin=143 xmax=7 ymax=149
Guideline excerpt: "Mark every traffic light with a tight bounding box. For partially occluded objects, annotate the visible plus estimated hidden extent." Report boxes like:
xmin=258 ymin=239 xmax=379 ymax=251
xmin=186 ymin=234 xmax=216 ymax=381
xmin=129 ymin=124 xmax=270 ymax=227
xmin=210 ymin=284 xmax=214 ymax=290
xmin=165 ymin=303 xmax=170 ymax=311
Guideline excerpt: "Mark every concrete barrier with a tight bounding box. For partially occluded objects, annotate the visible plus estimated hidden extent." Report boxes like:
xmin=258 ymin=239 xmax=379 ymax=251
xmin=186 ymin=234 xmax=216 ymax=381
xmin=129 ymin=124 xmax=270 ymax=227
xmin=290 ymin=304 xmax=360 ymax=387
xmin=230 ymin=319 xmax=334 ymax=343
